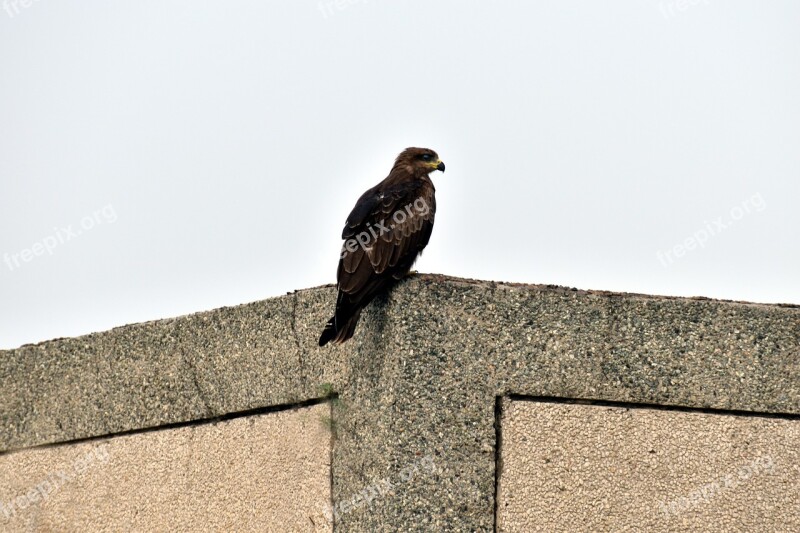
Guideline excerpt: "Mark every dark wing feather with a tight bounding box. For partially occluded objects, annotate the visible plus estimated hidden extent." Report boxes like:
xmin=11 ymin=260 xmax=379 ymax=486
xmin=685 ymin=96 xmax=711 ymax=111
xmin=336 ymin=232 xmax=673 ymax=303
xmin=343 ymin=183 xmax=414 ymax=237
xmin=338 ymin=180 xmax=435 ymax=295
xmin=341 ymin=189 xmax=380 ymax=239
xmin=320 ymin=177 xmax=435 ymax=346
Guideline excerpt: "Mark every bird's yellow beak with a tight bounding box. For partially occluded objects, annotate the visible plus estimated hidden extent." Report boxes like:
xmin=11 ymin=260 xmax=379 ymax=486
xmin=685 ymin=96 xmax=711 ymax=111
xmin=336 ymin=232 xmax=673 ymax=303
xmin=428 ymin=159 xmax=445 ymax=172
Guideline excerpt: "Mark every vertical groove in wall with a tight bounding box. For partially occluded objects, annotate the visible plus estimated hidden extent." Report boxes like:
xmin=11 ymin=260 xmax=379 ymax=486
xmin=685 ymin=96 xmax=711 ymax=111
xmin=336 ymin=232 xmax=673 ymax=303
xmin=329 ymin=395 xmax=337 ymax=532
xmin=493 ymin=396 xmax=504 ymax=533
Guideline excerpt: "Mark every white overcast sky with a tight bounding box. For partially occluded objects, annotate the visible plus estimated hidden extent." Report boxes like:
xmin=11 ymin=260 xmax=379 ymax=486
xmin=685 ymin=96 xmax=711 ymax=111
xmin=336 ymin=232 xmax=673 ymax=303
xmin=1 ymin=1 xmax=798 ymax=349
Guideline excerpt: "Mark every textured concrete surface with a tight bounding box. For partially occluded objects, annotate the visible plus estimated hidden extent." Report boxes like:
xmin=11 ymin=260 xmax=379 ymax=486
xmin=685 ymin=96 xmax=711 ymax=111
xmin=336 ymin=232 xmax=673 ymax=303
xmin=497 ymin=400 xmax=800 ymax=532
xmin=0 ymin=403 xmax=332 ymax=532
xmin=1 ymin=275 xmax=798 ymax=531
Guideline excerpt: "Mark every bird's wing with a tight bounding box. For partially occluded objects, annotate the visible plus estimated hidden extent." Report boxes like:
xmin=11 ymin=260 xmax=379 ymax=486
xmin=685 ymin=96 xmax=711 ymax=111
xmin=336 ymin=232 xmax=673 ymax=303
xmin=337 ymin=182 xmax=435 ymax=297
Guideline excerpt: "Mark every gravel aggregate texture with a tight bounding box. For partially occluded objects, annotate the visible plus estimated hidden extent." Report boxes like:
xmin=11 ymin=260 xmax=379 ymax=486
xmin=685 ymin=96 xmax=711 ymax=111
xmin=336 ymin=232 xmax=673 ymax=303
xmin=2 ymin=275 xmax=798 ymax=531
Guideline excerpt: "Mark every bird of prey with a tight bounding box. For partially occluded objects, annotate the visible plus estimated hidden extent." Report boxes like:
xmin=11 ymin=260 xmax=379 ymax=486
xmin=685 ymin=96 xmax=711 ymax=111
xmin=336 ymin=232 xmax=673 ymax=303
xmin=319 ymin=147 xmax=445 ymax=346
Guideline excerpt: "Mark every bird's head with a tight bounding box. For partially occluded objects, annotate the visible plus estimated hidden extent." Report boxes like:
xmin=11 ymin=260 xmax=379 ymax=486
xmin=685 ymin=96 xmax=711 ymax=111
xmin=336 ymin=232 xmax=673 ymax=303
xmin=394 ymin=147 xmax=445 ymax=176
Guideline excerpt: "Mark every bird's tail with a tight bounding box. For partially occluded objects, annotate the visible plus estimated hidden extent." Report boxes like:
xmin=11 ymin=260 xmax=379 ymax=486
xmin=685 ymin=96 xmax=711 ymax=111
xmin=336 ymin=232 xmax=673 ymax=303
xmin=318 ymin=308 xmax=362 ymax=346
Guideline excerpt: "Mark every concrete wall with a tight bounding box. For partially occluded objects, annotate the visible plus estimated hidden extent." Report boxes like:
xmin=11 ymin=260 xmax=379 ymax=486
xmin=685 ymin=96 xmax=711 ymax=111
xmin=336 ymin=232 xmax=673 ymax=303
xmin=497 ymin=399 xmax=799 ymax=532
xmin=1 ymin=275 xmax=798 ymax=531
xmin=0 ymin=403 xmax=332 ymax=532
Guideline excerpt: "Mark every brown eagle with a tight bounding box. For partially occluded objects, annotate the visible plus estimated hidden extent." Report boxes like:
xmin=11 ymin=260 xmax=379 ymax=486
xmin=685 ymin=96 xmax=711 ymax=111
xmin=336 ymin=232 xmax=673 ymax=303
xmin=319 ymin=147 xmax=445 ymax=346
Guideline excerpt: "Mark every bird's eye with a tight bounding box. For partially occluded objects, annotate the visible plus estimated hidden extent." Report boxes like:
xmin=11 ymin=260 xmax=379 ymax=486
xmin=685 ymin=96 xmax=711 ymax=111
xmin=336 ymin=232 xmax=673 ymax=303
xmin=421 ymin=154 xmax=432 ymax=161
